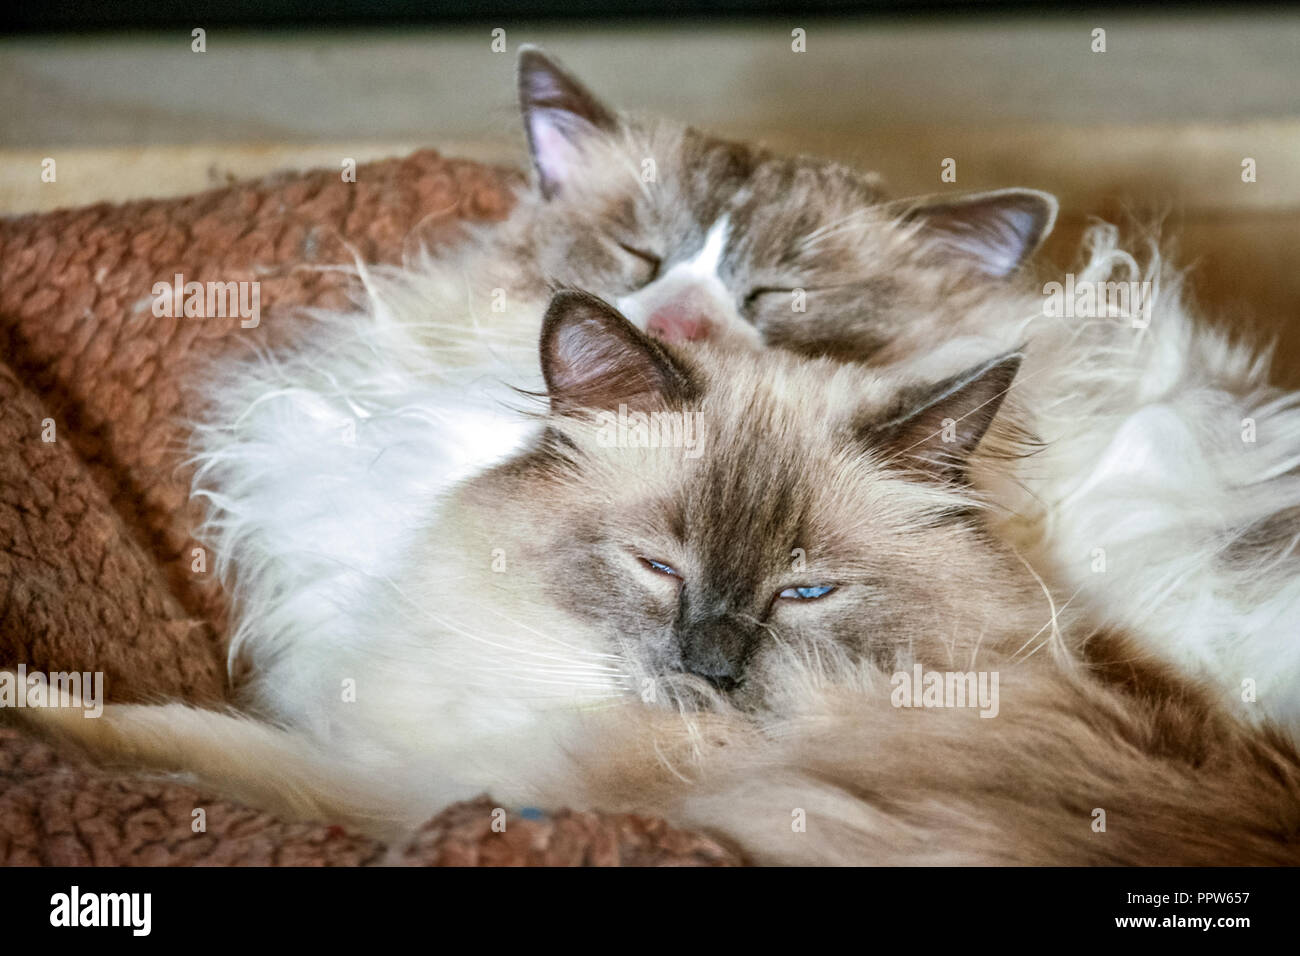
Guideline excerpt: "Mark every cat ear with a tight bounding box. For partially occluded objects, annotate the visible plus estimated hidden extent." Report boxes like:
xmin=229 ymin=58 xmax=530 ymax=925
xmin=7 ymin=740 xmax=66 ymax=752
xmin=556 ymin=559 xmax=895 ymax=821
xmin=517 ymin=46 xmax=619 ymax=199
xmin=863 ymin=351 xmax=1022 ymax=482
xmin=900 ymin=189 xmax=1058 ymax=277
xmin=540 ymin=290 xmax=695 ymax=413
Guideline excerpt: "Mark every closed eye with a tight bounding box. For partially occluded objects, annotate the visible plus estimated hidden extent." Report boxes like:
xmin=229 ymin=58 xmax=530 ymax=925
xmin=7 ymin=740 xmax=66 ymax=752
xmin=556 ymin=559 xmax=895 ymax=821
xmin=743 ymin=287 xmax=796 ymax=310
xmin=778 ymin=585 xmax=835 ymax=600
xmin=617 ymin=243 xmax=662 ymax=283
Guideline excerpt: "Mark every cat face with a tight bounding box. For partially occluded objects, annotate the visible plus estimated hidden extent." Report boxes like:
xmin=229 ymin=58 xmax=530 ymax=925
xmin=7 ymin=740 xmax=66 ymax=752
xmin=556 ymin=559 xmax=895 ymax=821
xmin=445 ymin=290 xmax=1046 ymax=711
xmin=514 ymin=47 xmax=1058 ymax=362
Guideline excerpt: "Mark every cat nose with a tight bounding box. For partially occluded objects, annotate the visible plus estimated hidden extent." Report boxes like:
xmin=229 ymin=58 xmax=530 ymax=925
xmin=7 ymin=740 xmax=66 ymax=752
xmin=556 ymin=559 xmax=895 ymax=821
xmin=681 ymin=650 xmax=741 ymax=691
xmin=678 ymin=626 xmax=748 ymax=690
xmin=645 ymin=301 xmax=713 ymax=343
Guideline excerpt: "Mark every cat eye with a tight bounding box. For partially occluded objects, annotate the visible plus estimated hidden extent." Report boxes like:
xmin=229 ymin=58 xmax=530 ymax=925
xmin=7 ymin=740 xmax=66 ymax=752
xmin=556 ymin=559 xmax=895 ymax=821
xmin=617 ymin=243 xmax=662 ymax=283
xmin=743 ymin=287 xmax=797 ymax=312
xmin=639 ymin=557 xmax=681 ymax=578
xmin=778 ymin=585 xmax=835 ymax=600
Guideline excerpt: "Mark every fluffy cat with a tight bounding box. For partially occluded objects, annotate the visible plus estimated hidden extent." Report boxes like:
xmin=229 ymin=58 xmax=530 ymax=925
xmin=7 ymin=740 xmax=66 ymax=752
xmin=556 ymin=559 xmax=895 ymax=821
xmin=182 ymin=46 xmax=1061 ymax=711
xmin=503 ymin=47 xmax=1057 ymax=355
xmin=496 ymin=50 xmax=1300 ymax=734
xmin=8 ymin=47 xmax=1300 ymax=864
xmin=12 ymin=290 xmax=1300 ymax=864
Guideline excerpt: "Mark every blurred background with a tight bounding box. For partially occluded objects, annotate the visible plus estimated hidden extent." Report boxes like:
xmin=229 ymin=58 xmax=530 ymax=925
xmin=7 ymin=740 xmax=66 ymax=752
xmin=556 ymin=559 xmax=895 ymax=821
xmin=3 ymin=3 xmax=1299 ymax=376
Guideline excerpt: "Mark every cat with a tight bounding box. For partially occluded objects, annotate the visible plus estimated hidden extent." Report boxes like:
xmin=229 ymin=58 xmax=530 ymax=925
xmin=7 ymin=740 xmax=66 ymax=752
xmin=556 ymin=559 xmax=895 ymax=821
xmin=6 ymin=288 xmax=1042 ymax=829
xmin=500 ymin=50 xmax=1300 ymax=736
xmin=500 ymin=47 xmax=1057 ymax=356
xmin=12 ymin=290 xmax=1300 ymax=864
xmin=183 ymin=46 xmax=1061 ymax=720
xmin=8 ymin=47 xmax=1300 ymax=863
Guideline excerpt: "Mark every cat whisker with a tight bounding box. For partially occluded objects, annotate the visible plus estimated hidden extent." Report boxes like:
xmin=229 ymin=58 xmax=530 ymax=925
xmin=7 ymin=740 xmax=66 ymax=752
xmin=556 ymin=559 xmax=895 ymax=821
xmin=446 ymin=659 xmax=628 ymax=682
xmin=380 ymin=583 xmax=627 ymax=673
xmin=451 ymin=670 xmax=627 ymax=691
xmin=1009 ymin=574 xmax=1082 ymax=665
xmin=477 ymin=603 xmax=626 ymax=662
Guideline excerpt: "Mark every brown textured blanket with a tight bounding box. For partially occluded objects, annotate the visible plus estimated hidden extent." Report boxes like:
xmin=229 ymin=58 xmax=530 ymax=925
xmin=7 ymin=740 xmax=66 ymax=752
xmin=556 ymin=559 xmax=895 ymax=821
xmin=0 ymin=150 xmax=738 ymax=866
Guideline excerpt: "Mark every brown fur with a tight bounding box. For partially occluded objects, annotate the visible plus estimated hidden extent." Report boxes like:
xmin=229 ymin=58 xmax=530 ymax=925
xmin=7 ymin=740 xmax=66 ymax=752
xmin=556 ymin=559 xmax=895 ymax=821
xmin=445 ymin=292 xmax=1300 ymax=864
xmin=559 ymin=646 xmax=1300 ymax=865
xmin=9 ymin=288 xmax=1300 ymax=867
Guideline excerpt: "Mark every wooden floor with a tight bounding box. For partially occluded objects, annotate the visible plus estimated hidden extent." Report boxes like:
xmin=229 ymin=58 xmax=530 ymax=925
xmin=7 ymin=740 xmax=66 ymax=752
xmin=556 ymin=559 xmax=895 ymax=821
xmin=3 ymin=11 xmax=1299 ymax=376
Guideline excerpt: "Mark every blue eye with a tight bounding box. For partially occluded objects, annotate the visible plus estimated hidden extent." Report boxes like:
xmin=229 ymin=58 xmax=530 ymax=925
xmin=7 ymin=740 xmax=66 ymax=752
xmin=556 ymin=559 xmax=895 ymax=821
xmin=641 ymin=558 xmax=680 ymax=577
xmin=779 ymin=585 xmax=835 ymax=600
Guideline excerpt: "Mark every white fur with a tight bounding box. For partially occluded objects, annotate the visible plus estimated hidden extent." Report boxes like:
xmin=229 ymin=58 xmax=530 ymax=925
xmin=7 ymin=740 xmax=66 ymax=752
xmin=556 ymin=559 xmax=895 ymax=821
xmin=615 ymin=215 xmax=761 ymax=347
xmin=188 ymin=219 xmax=1300 ymax=814
xmin=187 ymin=244 xmax=597 ymax=815
xmin=18 ymin=214 xmax=1300 ymax=849
xmin=893 ymin=225 xmax=1300 ymax=733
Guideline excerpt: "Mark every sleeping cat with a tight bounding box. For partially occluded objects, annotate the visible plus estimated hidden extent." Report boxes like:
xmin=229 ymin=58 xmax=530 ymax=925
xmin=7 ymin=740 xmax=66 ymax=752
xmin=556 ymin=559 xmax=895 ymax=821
xmin=9 ymin=47 xmax=1300 ymax=862
xmin=12 ymin=290 xmax=1300 ymax=864
xmin=183 ymin=46 xmax=1061 ymax=710
xmin=502 ymin=47 xmax=1056 ymax=357
xmin=503 ymin=49 xmax=1300 ymax=736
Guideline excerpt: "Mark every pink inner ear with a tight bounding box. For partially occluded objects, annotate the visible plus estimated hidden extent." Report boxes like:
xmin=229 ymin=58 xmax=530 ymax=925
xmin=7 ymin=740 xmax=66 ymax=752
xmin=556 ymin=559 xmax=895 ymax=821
xmin=530 ymin=111 xmax=584 ymax=192
xmin=922 ymin=210 xmax=1026 ymax=277
xmin=907 ymin=194 xmax=1052 ymax=278
xmin=553 ymin=320 xmax=623 ymax=393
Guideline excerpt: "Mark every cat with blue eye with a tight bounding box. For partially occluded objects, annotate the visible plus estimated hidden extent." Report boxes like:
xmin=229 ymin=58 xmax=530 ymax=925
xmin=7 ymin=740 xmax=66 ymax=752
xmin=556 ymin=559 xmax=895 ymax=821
xmin=14 ymin=46 xmax=1300 ymax=866
xmin=13 ymin=281 xmax=1046 ymax=827
xmin=18 ymin=286 xmax=1300 ymax=865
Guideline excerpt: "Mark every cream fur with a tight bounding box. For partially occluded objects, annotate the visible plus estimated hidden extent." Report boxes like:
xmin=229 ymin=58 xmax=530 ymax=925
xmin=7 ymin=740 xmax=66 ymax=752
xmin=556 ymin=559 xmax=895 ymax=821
xmin=876 ymin=225 xmax=1300 ymax=734
xmin=12 ymin=206 xmax=1300 ymax=861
